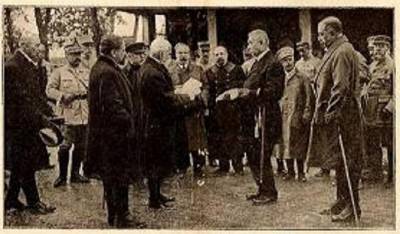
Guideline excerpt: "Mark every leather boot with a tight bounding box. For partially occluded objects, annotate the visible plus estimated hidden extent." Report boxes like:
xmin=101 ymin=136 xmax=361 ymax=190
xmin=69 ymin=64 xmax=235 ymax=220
xmin=54 ymin=149 xmax=69 ymax=187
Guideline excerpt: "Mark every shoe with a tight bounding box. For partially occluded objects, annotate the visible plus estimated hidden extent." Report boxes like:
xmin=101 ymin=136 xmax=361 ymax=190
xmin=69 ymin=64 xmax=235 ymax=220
xmin=41 ymin=164 xmax=56 ymax=170
xmin=331 ymin=204 xmax=361 ymax=222
xmin=246 ymin=193 xmax=260 ymax=201
xmin=282 ymin=173 xmax=295 ymax=181
xmin=298 ymin=173 xmax=307 ymax=182
xmin=53 ymin=177 xmax=67 ymax=188
xmin=211 ymin=169 xmax=228 ymax=177
xmin=209 ymin=159 xmax=218 ymax=167
xmin=70 ymin=174 xmax=90 ymax=183
xmin=315 ymin=169 xmax=330 ymax=178
xmin=148 ymin=200 xmax=162 ymax=209
xmin=319 ymin=199 xmax=346 ymax=216
xmin=252 ymin=195 xmax=277 ymax=206
xmin=5 ymin=199 xmax=26 ymax=211
xmin=27 ymin=201 xmax=56 ymax=215
xmin=159 ymin=194 xmax=175 ymax=204
xmin=116 ymin=213 xmax=147 ymax=228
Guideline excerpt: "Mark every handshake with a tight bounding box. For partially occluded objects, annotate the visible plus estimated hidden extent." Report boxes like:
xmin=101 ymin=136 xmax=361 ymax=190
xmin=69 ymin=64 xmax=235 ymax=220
xmin=216 ymin=88 xmax=250 ymax=102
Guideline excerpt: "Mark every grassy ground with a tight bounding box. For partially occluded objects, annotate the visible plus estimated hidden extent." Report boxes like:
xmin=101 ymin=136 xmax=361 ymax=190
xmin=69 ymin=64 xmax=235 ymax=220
xmin=4 ymin=151 xmax=395 ymax=230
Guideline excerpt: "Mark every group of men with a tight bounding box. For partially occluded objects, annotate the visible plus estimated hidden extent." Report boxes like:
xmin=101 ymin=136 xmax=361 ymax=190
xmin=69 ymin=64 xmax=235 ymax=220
xmin=4 ymin=14 xmax=393 ymax=228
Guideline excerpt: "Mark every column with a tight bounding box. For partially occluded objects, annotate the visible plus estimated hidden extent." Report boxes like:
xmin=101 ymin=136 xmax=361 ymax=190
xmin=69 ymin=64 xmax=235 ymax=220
xmin=299 ymin=9 xmax=312 ymax=47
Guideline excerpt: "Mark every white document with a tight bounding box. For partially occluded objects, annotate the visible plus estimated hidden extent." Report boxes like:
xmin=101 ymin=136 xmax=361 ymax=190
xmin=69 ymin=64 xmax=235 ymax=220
xmin=174 ymin=78 xmax=202 ymax=100
xmin=216 ymin=88 xmax=240 ymax=102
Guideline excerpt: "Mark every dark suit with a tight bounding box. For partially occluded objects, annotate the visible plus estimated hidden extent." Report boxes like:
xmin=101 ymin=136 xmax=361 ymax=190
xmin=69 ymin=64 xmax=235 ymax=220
xmin=242 ymin=50 xmax=285 ymax=198
xmin=139 ymin=57 xmax=195 ymax=205
xmin=5 ymin=50 xmax=53 ymax=207
xmin=86 ymin=55 xmax=140 ymax=224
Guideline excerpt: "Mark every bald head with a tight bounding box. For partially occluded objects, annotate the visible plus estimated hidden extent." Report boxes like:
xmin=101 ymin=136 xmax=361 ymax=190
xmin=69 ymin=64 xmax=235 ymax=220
xmin=150 ymin=37 xmax=172 ymax=64
xmin=247 ymin=29 xmax=270 ymax=57
xmin=318 ymin=16 xmax=343 ymax=48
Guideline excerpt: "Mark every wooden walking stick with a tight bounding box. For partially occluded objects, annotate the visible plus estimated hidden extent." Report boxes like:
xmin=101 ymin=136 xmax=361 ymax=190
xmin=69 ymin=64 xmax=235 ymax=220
xmin=338 ymin=127 xmax=360 ymax=226
xmin=259 ymin=107 xmax=266 ymax=184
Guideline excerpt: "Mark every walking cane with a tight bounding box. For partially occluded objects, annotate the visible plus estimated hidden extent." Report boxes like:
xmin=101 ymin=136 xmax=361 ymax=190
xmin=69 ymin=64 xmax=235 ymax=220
xmin=259 ymin=107 xmax=266 ymax=184
xmin=338 ymin=128 xmax=360 ymax=226
xmin=305 ymin=122 xmax=315 ymax=174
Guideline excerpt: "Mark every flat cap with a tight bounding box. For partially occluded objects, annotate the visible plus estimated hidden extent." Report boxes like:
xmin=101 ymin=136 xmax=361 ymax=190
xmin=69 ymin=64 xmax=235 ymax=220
xmin=372 ymin=35 xmax=391 ymax=45
xmin=276 ymin=46 xmax=294 ymax=61
xmin=296 ymin=41 xmax=310 ymax=50
xmin=198 ymin=41 xmax=210 ymax=49
xmin=64 ymin=37 xmax=83 ymax=54
xmin=78 ymin=35 xmax=94 ymax=46
xmin=126 ymin=41 xmax=147 ymax=53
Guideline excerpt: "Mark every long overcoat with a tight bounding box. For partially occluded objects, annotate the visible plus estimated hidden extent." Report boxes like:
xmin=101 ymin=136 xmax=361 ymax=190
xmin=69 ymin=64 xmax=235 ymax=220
xmin=85 ymin=55 xmax=141 ymax=185
xmin=280 ymin=69 xmax=314 ymax=159
xmin=5 ymin=51 xmax=52 ymax=173
xmin=307 ymin=36 xmax=362 ymax=169
xmin=170 ymin=62 xmax=207 ymax=151
xmin=139 ymin=57 xmax=193 ymax=179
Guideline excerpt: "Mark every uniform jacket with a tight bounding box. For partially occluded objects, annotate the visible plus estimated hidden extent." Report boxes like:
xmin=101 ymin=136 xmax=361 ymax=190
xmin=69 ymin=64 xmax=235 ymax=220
xmin=139 ymin=56 xmax=194 ymax=178
xmin=295 ymin=55 xmax=321 ymax=84
xmin=203 ymin=62 xmax=246 ymax=136
xmin=85 ymin=55 xmax=141 ymax=185
xmin=280 ymin=68 xmax=313 ymax=159
xmin=46 ymin=63 xmax=89 ymax=125
xmin=361 ymin=54 xmax=394 ymax=127
xmin=170 ymin=62 xmax=207 ymax=151
xmin=307 ymin=35 xmax=362 ymax=167
xmin=5 ymin=50 xmax=52 ymax=172
xmin=242 ymin=50 xmax=285 ymax=145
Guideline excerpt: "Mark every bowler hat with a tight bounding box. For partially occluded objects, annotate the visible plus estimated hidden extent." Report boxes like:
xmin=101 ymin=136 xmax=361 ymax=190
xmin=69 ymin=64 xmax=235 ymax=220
xmin=39 ymin=117 xmax=64 ymax=147
xmin=126 ymin=41 xmax=147 ymax=53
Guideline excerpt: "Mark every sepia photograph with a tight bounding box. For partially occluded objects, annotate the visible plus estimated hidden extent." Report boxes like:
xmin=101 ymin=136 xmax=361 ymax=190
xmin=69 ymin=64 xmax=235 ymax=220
xmin=1 ymin=3 xmax=395 ymax=230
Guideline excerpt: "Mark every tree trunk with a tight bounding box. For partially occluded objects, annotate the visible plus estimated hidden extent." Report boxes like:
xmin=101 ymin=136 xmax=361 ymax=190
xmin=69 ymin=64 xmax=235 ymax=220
xmin=90 ymin=7 xmax=102 ymax=54
xmin=4 ymin=8 xmax=17 ymax=54
xmin=34 ymin=7 xmax=50 ymax=60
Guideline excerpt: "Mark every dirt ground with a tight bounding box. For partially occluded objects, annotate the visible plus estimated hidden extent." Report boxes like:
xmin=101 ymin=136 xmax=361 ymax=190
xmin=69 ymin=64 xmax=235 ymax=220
xmin=4 ymin=150 xmax=395 ymax=230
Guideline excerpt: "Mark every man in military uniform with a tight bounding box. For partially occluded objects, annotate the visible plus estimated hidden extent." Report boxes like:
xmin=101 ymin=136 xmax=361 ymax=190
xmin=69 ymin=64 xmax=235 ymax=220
xmin=46 ymin=37 xmax=90 ymax=187
xmin=362 ymin=35 xmax=394 ymax=185
xmin=295 ymin=42 xmax=321 ymax=86
xmin=170 ymin=43 xmax=207 ymax=177
xmin=79 ymin=35 xmax=97 ymax=70
xmin=196 ymin=41 xmax=212 ymax=71
xmin=203 ymin=46 xmax=247 ymax=176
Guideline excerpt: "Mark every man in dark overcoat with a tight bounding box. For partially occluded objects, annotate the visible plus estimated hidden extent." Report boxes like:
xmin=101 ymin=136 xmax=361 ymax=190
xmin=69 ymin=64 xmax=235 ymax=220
xmin=5 ymin=35 xmax=56 ymax=214
xmin=85 ymin=35 xmax=145 ymax=228
xmin=308 ymin=16 xmax=362 ymax=222
xmin=139 ymin=37 xmax=200 ymax=209
xmin=203 ymin=46 xmax=246 ymax=176
xmin=240 ymin=29 xmax=285 ymax=205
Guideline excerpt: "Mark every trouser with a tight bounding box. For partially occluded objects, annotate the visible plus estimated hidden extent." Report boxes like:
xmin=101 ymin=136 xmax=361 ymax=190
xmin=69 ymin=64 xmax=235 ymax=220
xmin=276 ymin=158 xmax=284 ymax=172
xmin=191 ymin=151 xmax=205 ymax=173
xmin=5 ymin=168 xmax=40 ymax=207
xmin=217 ymin=135 xmax=243 ymax=173
xmin=148 ymin=177 xmax=161 ymax=204
xmin=58 ymin=125 xmax=87 ymax=179
xmin=172 ymin=121 xmax=190 ymax=173
xmin=103 ymin=180 xmax=129 ymax=225
xmin=286 ymin=159 xmax=305 ymax=175
xmin=247 ymin=139 xmax=277 ymax=197
xmin=364 ymin=126 xmax=393 ymax=180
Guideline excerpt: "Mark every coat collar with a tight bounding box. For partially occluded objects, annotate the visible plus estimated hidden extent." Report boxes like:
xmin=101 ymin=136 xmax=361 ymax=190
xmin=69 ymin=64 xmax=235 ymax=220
xmin=248 ymin=50 xmax=273 ymax=76
xmin=98 ymin=55 xmax=123 ymax=72
xmin=314 ymin=35 xmax=348 ymax=82
xmin=210 ymin=61 xmax=235 ymax=74
xmin=16 ymin=49 xmax=38 ymax=67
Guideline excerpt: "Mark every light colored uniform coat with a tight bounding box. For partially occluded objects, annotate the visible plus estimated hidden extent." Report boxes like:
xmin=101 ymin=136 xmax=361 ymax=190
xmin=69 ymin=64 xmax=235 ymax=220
xmin=280 ymin=68 xmax=313 ymax=159
xmin=46 ymin=64 xmax=90 ymax=125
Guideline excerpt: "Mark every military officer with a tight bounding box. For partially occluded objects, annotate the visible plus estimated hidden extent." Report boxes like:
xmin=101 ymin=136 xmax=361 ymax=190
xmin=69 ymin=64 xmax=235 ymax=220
xmin=79 ymin=35 xmax=97 ymax=70
xmin=196 ymin=41 xmax=212 ymax=71
xmin=276 ymin=46 xmax=313 ymax=182
xmin=362 ymin=35 xmax=394 ymax=185
xmin=203 ymin=46 xmax=247 ymax=176
xmin=46 ymin=37 xmax=90 ymax=187
xmin=295 ymin=41 xmax=321 ymax=86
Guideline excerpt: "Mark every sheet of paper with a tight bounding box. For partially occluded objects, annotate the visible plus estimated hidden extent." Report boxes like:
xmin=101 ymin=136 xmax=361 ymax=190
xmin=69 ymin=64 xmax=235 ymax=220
xmin=174 ymin=78 xmax=202 ymax=100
